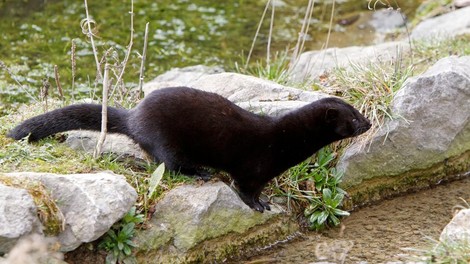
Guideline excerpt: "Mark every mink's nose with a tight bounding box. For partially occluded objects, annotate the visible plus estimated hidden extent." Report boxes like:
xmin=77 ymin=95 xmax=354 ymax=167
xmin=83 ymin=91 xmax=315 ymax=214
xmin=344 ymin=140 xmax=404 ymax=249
xmin=354 ymin=119 xmax=371 ymax=136
xmin=364 ymin=119 xmax=372 ymax=131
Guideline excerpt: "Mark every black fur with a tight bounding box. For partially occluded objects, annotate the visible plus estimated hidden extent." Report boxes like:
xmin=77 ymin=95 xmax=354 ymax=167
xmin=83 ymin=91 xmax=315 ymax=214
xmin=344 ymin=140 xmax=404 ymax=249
xmin=8 ymin=87 xmax=371 ymax=212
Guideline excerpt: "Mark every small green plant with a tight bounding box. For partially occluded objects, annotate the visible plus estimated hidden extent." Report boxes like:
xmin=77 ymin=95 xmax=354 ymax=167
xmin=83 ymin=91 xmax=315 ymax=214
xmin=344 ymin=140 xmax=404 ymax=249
xmin=303 ymin=147 xmax=349 ymax=230
xmin=98 ymin=207 xmax=144 ymax=264
xmin=270 ymin=147 xmax=349 ymax=230
xmin=304 ymin=187 xmax=349 ymax=230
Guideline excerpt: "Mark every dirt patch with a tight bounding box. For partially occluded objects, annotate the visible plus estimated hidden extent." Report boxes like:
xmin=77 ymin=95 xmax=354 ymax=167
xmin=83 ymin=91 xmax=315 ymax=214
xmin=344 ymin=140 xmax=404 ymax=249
xmin=242 ymin=177 xmax=470 ymax=263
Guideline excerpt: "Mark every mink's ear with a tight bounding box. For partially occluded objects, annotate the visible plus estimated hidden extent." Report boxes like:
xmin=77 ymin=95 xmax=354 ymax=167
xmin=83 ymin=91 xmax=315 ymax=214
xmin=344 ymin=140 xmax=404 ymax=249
xmin=325 ymin=108 xmax=339 ymax=123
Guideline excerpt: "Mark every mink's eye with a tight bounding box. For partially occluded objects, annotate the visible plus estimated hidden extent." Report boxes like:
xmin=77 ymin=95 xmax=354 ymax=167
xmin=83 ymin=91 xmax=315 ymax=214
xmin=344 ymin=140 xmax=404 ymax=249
xmin=352 ymin=118 xmax=357 ymax=123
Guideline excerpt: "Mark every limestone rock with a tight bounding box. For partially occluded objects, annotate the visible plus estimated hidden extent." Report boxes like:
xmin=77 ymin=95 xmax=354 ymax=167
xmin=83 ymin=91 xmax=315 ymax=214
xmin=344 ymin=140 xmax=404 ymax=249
xmin=135 ymin=182 xmax=298 ymax=263
xmin=0 ymin=234 xmax=65 ymax=264
xmin=337 ymin=56 xmax=470 ymax=204
xmin=289 ymin=41 xmax=409 ymax=82
xmin=455 ymin=0 xmax=470 ymax=8
xmin=145 ymin=69 xmax=328 ymax=116
xmin=189 ymin=72 xmax=325 ymax=104
xmin=66 ymin=131 xmax=145 ymax=160
xmin=0 ymin=184 xmax=43 ymax=254
xmin=411 ymin=6 xmax=470 ymax=40
xmin=143 ymin=65 xmax=224 ymax=94
xmin=368 ymin=9 xmax=406 ymax=33
xmin=440 ymin=209 xmax=470 ymax=244
xmin=3 ymin=172 xmax=137 ymax=251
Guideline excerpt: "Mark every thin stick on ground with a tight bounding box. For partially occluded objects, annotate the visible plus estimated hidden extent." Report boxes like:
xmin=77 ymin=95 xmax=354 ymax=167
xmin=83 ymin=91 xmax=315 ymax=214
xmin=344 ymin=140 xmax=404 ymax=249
xmin=323 ymin=0 xmax=336 ymax=50
xmin=94 ymin=63 xmax=110 ymax=159
xmin=290 ymin=0 xmax=315 ymax=70
xmin=83 ymin=0 xmax=103 ymax=80
xmin=113 ymin=0 xmax=134 ymax=93
xmin=54 ymin=65 xmax=64 ymax=101
xmin=138 ymin=22 xmax=150 ymax=99
xmin=71 ymin=39 xmax=76 ymax=101
xmin=245 ymin=0 xmax=271 ymax=69
xmin=266 ymin=0 xmax=275 ymax=71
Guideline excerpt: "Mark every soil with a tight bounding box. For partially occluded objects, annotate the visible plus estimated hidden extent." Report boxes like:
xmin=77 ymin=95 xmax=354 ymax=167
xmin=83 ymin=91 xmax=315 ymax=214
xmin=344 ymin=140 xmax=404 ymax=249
xmin=241 ymin=177 xmax=470 ymax=264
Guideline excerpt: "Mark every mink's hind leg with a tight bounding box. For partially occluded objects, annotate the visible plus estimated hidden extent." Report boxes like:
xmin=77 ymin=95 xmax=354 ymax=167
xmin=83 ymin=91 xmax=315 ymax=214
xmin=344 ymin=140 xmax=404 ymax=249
xmin=235 ymin=181 xmax=271 ymax=212
xmin=178 ymin=167 xmax=213 ymax=181
xmin=152 ymin=149 xmax=213 ymax=181
xmin=163 ymin=160 xmax=213 ymax=180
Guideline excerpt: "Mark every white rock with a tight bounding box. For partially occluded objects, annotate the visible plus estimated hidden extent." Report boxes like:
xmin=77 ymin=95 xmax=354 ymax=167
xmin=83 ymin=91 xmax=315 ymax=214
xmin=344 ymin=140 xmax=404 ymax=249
xmin=368 ymin=9 xmax=406 ymax=33
xmin=0 ymin=184 xmax=43 ymax=254
xmin=145 ymin=69 xmax=328 ymax=117
xmin=66 ymin=131 xmax=145 ymax=160
xmin=143 ymin=65 xmax=224 ymax=95
xmin=3 ymin=172 xmax=137 ymax=251
xmin=440 ymin=209 xmax=470 ymax=244
xmin=289 ymin=41 xmax=410 ymax=82
xmin=455 ymin=0 xmax=470 ymax=8
xmin=0 ymin=234 xmax=65 ymax=264
xmin=411 ymin=6 xmax=470 ymax=40
xmin=338 ymin=56 xmax=470 ymax=189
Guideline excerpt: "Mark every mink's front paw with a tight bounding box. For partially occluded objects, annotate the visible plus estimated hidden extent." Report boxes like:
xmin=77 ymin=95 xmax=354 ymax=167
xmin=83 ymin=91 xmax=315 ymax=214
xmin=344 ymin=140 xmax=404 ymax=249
xmin=258 ymin=199 xmax=271 ymax=211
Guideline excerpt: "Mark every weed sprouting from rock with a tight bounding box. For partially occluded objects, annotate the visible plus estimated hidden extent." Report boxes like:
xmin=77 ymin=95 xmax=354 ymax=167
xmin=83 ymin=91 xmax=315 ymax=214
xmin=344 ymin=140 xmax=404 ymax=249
xmin=98 ymin=206 xmax=144 ymax=264
xmin=269 ymin=147 xmax=349 ymax=230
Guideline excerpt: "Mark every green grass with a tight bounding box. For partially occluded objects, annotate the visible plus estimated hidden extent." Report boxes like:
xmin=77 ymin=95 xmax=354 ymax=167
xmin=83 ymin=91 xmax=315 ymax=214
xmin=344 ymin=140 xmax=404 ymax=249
xmin=99 ymin=206 xmax=144 ymax=264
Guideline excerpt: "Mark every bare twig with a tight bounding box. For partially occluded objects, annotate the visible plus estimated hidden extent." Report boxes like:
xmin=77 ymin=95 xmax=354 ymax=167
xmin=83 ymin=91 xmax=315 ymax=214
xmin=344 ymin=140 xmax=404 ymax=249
xmin=245 ymin=0 xmax=271 ymax=69
xmin=138 ymin=22 xmax=150 ymax=99
xmin=40 ymin=78 xmax=50 ymax=112
xmin=71 ymin=39 xmax=76 ymax=101
xmin=54 ymin=65 xmax=64 ymax=101
xmin=82 ymin=0 xmax=103 ymax=80
xmin=112 ymin=0 xmax=134 ymax=94
xmin=324 ymin=0 xmax=336 ymax=50
xmin=266 ymin=0 xmax=275 ymax=71
xmin=94 ymin=63 xmax=110 ymax=159
xmin=290 ymin=0 xmax=315 ymax=70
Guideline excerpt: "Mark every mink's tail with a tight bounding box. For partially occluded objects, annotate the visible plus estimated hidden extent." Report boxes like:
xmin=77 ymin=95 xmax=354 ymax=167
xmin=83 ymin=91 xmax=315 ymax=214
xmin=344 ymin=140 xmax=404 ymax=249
xmin=7 ymin=104 xmax=130 ymax=142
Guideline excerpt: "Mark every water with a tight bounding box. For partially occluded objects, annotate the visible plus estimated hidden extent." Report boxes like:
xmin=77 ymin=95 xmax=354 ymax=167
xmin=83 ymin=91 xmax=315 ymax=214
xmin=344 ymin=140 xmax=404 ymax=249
xmin=0 ymin=0 xmax=421 ymax=105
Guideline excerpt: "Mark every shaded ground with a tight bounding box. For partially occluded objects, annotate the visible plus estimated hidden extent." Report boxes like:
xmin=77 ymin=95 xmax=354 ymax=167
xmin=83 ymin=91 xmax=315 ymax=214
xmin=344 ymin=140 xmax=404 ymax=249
xmin=242 ymin=177 xmax=470 ymax=263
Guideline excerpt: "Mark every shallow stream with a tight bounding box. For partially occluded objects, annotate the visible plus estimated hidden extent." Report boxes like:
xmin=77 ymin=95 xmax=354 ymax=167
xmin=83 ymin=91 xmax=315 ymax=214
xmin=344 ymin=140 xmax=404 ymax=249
xmin=242 ymin=177 xmax=470 ymax=263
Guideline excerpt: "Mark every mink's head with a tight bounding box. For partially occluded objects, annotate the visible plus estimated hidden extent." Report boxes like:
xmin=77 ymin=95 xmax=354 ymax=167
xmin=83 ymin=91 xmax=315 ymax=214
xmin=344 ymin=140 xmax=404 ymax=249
xmin=321 ymin=97 xmax=371 ymax=140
